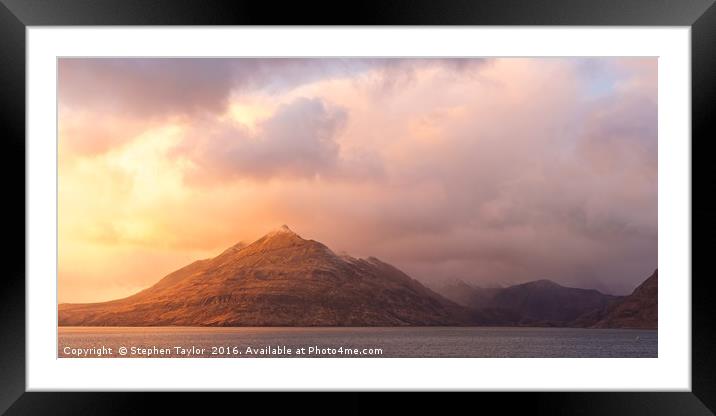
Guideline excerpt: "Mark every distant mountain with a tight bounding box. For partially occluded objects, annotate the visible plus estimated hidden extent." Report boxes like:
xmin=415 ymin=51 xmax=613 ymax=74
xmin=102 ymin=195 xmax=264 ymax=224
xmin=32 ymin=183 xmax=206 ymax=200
xmin=431 ymin=279 xmax=502 ymax=308
xmin=436 ymin=278 xmax=619 ymax=326
xmin=586 ymin=270 xmax=657 ymax=329
xmin=59 ymin=225 xmax=473 ymax=326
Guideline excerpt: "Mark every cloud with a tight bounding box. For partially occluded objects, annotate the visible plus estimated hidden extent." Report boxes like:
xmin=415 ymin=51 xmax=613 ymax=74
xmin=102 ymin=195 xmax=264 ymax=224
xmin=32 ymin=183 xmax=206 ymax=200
xmin=59 ymin=58 xmax=490 ymax=118
xmin=174 ymin=97 xmax=384 ymax=183
xmin=58 ymin=58 xmax=657 ymax=301
xmin=256 ymin=58 xmax=657 ymax=294
xmin=58 ymin=58 xmax=491 ymax=158
xmin=59 ymin=58 xmax=236 ymax=118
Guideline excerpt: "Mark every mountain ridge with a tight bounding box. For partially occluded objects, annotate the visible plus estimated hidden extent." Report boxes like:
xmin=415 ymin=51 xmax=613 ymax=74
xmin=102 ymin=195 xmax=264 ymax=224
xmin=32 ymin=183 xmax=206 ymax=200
xmin=59 ymin=226 xmax=473 ymax=326
xmin=434 ymin=270 xmax=656 ymax=329
xmin=59 ymin=225 xmax=657 ymax=329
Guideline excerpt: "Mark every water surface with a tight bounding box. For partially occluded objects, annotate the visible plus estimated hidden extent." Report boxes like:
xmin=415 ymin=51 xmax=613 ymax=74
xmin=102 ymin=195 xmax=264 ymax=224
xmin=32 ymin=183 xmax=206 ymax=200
xmin=58 ymin=326 xmax=657 ymax=358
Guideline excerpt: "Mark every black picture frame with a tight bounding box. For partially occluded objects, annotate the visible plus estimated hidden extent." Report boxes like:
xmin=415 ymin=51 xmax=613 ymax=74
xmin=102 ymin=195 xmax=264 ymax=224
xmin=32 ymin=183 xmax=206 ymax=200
xmin=2 ymin=0 xmax=714 ymax=414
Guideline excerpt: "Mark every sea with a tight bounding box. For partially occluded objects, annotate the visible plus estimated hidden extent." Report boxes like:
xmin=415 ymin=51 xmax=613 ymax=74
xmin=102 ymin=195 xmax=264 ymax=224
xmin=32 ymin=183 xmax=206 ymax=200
xmin=58 ymin=326 xmax=657 ymax=358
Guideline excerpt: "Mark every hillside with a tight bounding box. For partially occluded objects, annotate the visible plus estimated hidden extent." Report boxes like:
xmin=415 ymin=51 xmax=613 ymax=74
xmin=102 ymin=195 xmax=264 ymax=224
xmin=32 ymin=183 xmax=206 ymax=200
xmin=59 ymin=226 xmax=472 ymax=326
xmin=589 ymin=269 xmax=658 ymax=329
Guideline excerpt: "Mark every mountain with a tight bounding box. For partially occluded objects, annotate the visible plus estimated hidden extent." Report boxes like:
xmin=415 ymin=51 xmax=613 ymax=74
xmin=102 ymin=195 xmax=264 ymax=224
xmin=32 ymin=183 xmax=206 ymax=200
xmin=587 ymin=269 xmax=657 ymax=329
xmin=431 ymin=279 xmax=502 ymax=309
xmin=58 ymin=225 xmax=472 ymax=326
xmin=436 ymin=270 xmax=657 ymax=328
xmin=436 ymin=278 xmax=619 ymax=326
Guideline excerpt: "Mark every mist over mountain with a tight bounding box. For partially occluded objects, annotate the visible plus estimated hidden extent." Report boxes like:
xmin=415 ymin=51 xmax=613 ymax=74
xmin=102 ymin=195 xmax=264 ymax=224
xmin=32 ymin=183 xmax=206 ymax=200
xmin=435 ymin=279 xmax=618 ymax=326
xmin=434 ymin=270 xmax=657 ymax=329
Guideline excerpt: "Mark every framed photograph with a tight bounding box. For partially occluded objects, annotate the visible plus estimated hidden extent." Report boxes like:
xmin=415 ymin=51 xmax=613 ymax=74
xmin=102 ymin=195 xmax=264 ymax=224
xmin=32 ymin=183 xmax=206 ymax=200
xmin=3 ymin=0 xmax=715 ymax=414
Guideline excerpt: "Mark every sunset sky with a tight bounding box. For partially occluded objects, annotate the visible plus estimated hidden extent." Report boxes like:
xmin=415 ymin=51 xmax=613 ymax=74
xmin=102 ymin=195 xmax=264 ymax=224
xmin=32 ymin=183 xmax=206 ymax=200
xmin=58 ymin=58 xmax=657 ymax=303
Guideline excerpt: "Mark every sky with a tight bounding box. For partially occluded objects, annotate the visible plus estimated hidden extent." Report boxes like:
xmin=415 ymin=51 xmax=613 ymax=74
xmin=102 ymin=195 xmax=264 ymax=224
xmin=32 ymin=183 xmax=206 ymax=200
xmin=58 ymin=58 xmax=657 ymax=303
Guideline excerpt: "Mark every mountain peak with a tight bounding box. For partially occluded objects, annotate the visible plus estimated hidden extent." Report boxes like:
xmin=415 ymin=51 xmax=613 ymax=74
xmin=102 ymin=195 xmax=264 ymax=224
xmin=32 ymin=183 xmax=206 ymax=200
xmin=267 ymin=224 xmax=296 ymax=236
xmin=247 ymin=224 xmax=311 ymax=252
xmin=259 ymin=224 xmax=302 ymax=241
